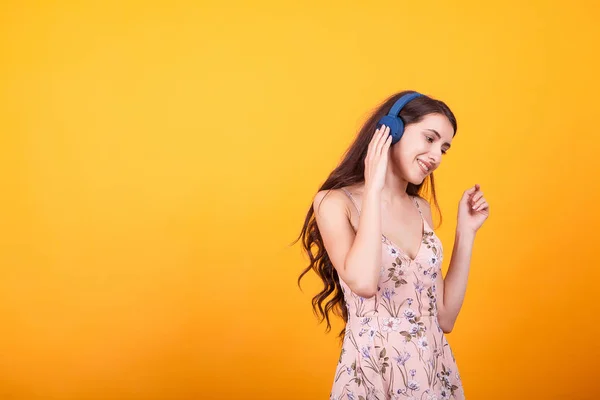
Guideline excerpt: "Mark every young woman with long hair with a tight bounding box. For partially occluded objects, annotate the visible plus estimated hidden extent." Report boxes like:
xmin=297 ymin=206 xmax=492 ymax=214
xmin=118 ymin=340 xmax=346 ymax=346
xmin=295 ymin=90 xmax=489 ymax=399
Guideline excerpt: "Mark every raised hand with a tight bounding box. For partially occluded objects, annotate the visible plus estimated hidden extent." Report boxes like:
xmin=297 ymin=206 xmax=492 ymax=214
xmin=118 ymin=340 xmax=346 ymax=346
xmin=457 ymin=184 xmax=489 ymax=234
xmin=364 ymin=125 xmax=392 ymax=194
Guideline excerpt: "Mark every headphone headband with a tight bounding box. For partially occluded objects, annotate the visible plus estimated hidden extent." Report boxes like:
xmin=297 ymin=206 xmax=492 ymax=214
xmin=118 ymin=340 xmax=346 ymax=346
xmin=388 ymin=92 xmax=423 ymax=117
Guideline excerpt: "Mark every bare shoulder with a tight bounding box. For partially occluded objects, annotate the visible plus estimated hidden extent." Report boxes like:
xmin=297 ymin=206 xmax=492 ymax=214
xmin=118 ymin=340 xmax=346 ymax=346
xmin=312 ymin=188 xmax=358 ymax=275
xmin=313 ymin=188 xmax=351 ymax=218
xmin=413 ymin=195 xmax=434 ymax=227
xmin=413 ymin=195 xmax=431 ymax=210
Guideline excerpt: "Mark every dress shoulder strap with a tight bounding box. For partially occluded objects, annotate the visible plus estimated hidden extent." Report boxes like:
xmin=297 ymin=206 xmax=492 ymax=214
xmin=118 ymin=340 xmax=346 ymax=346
xmin=341 ymin=190 xmax=421 ymax=220
xmin=411 ymin=195 xmax=425 ymax=219
xmin=340 ymin=187 xmax=361 ymax=217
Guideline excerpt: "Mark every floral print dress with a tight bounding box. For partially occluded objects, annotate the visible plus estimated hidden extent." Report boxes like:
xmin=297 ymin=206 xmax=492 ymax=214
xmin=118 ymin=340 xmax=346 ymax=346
xmin=330 ymin=188 xmax=465 ymax=400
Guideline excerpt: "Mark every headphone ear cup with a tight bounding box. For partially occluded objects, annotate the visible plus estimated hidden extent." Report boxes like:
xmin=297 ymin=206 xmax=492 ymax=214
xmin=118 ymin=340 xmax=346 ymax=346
xmin=377 ymin=115 xmax=404 ymax=145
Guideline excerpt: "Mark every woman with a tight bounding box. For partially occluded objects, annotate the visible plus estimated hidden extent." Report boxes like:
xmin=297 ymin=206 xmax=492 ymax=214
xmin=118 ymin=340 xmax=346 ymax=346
xmin=296 ymin=90 xmax=489 ymax=399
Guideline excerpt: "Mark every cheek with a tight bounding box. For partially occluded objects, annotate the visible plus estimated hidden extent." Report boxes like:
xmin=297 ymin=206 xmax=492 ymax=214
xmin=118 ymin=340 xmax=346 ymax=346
xmin=394 ymin=140 xmax=418 ymax=160
xmin=390 ymin=145 xmax=406 ymax=163
xmin=391 ymin=145 xmax=414 ymax=170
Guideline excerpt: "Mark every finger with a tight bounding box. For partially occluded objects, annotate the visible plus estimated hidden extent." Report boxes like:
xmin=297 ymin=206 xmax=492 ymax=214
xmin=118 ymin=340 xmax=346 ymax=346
xmin=368 ymin=125 xmax=384 ymax=149
xmin=471 ymin=197 xmax=485 ymax=209
xmin=475 ymin=201 xmax=488 ymax=212
xmin=367 ymin=131 xmax=376 ymax=152
xmin=473 ymin=198 xmax=487 ymax=211
xmin=464 ymin=185 xmax=479 ymax=196
xmin=375 ymin=126 xmax=390 ymax=155
xmin=380 ymin=126 xmax=391 ymax=153
xmin=381 ymin=132 xmax=393 ymax=155
xmin=369 ymin=125 xmax=384 ymax=153
xmin=385 ymin=132 xmax=393 ymax=147
xmin=470 ymin=191 xmax=484 ymax=206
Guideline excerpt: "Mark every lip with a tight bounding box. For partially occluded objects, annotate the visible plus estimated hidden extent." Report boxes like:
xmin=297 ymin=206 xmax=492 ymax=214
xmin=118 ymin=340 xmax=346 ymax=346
xmin=417 ymin=159 xmax=431 ymax=174
xmin=418 ymin=159 xmax=433 ymax=170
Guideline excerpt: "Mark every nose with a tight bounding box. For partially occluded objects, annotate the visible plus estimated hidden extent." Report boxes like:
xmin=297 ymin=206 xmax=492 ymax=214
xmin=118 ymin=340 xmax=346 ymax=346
xmin=427 ymin=153 xmax=442 ymax=169
xmin=428 ymin=153 xmax=441 ymax=168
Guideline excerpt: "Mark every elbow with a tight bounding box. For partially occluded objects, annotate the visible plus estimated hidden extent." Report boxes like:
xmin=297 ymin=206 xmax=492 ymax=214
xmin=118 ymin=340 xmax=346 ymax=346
xmin=351 ymin=281 xmax=378 ymax=299
xmin=355 ymin=290 xmax=377 ymax=299
xmin=438 ymin=313 xmax=455 ymax=334
xmin=441 ymin=325 xmax=453 ymax=334
xmin=343 ymin=260 xmax=378 ymax=298
xmin=354 ymin=287 xmax=378 ymax=299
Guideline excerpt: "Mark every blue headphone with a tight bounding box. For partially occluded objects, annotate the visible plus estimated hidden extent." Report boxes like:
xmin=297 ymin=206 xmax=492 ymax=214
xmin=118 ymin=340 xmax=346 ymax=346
xmin=376 ymin=92 xmax=423 ymax=145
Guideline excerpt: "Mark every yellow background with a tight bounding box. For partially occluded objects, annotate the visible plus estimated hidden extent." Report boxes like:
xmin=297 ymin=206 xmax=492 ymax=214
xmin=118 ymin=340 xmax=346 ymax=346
xmin=1 ymin=1 xmax=599 ymax=399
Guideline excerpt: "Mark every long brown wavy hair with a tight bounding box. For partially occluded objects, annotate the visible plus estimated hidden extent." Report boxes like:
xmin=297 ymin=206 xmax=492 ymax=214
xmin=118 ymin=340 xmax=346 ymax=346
xmin=292 ymin=90 xmax=458 ymax=341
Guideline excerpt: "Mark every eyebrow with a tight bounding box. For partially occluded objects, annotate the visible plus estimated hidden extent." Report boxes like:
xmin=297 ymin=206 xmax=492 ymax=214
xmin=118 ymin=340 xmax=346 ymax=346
xmin=425 ymin=129 xmax=451 ymax=149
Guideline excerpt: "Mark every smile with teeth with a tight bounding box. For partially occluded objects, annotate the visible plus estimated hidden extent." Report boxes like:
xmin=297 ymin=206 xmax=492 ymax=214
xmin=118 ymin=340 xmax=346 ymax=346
xmin=417 ymin=160 xmax=430 ymax=174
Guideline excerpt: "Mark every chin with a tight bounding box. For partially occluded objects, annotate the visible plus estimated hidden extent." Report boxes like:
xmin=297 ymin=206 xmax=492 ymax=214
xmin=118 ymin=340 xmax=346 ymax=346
xmin=408 ymin=171 xmax=426 ymax=185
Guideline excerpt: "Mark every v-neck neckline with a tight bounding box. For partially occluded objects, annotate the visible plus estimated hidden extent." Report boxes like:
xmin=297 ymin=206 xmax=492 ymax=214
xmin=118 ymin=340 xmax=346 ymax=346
xmin=340 ymin=188 xmax=428 ymax=263
xmin=382 ymin=217 xmax=426 ymax=263
xmin=381 ymin=196 xmax=426 ymax=263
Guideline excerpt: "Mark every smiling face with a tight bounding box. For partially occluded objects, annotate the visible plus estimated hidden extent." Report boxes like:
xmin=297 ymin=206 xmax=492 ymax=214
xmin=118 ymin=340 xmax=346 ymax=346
xmin=390 ymin=113 xmax=455 ymax=184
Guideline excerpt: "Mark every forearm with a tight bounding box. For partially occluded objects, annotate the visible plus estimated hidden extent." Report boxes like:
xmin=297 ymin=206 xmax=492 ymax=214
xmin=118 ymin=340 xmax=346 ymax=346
xmin=344 ymin=189 xmax=382 ymax=297
xmin=440 ymin=229 xmax=476 ymax=327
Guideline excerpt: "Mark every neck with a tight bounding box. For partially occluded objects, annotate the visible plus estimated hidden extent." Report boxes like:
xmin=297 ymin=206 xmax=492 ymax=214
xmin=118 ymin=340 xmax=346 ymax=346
xmin=380 ymin=168 xmax=410 ymax=205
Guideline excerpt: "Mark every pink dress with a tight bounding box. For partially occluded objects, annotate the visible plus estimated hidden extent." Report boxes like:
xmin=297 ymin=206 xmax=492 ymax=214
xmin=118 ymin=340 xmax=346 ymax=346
xmin=330 ymin=188 xmax=465 ymax=400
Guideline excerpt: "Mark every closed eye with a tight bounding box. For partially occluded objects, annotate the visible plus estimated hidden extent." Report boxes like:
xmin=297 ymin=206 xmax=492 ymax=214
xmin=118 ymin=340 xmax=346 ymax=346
xmin=424 ymin=129 xmax=452 ymax=154
xmin=426 ymin=135 xmax=448 ymax=155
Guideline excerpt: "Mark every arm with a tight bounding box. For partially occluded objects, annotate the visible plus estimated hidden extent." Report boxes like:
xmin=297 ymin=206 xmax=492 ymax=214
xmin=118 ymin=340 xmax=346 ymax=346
xmin=435 ymin=229 xmax=474 ymax=333
xmin=313 ymin=188 xmax=382 ymax=298
xmin=415 ymin=197 xmax=474 ymax=333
